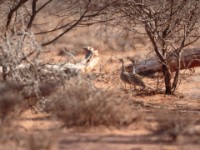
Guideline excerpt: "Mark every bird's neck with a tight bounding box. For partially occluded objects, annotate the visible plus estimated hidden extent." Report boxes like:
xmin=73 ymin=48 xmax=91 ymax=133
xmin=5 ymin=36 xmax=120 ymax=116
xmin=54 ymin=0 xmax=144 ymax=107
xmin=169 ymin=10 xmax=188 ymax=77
xmin=132 ymin=67 xmax=136 ymax=74
xmin=85 ymin=51 xmax=93 ymax=60
xmin=81 ymin=51 xmax=93 ymax=64
xmin=121 ymin=62 xmax=126 ymax=72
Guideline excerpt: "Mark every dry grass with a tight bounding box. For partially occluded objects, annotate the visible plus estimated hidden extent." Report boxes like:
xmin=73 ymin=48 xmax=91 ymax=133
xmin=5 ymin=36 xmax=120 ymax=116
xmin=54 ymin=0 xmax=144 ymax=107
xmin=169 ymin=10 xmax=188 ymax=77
xmin=0 ymin=2 xmax=199 ymax=149
xmin=0 ymin=81 xmax=23 ymax=121
xmin=45 ymin=76 xmax=139 ymax=127
xmin=22 ymin=80 xmax=59 ymax=99
xmin=0 ymin=126 xmax=53 ymax=150
xmin=152 ymin=111 xmax=200 ymax=141
xmin=26 ymin=133 xmax=52 ymax=150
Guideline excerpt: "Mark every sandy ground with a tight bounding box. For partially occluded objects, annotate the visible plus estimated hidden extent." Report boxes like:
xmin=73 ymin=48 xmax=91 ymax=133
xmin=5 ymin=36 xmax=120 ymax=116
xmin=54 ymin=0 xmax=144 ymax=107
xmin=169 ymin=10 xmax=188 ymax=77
xmin=0 ymin=49 xmax=200 ymax=150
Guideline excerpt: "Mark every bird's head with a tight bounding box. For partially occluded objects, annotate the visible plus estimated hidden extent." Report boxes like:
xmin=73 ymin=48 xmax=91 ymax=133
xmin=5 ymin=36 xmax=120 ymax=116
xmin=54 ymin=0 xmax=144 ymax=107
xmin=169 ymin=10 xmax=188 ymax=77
xmin=127 ymin=58 xmax=136 ymax=65
xmin=118 ymin=58 xmax=124 ymax=63
xmin=83 ymin=46 xmax=94 ymax=59
xmin=131 ymin=60 xmax=136 ymax=65
xmin=83 ymin=46 xmax=94 ymax=53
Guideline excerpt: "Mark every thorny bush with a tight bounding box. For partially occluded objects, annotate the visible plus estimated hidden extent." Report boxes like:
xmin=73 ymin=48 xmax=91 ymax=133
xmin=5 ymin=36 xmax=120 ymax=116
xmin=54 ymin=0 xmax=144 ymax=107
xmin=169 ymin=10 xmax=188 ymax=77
xmin=46 ymin=76 xmax=139 ymax=127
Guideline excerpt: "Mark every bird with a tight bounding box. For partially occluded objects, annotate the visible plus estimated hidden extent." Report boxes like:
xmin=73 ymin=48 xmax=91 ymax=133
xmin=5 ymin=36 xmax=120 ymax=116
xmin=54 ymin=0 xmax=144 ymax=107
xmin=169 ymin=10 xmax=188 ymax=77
xmin=44 ymin=46 xmax=99 ymax=75
xmin=119 ymin=59 xmax=132 ymax=88
xmin=119 ymin=59 xmax=146 ymax=89
xmin=128 ymin=59 xmax=146 ymax=88
xmin=57 ymin=46 xmax=99 ymax=74
xmin=82 ymin=46 xmax=100 ymax=72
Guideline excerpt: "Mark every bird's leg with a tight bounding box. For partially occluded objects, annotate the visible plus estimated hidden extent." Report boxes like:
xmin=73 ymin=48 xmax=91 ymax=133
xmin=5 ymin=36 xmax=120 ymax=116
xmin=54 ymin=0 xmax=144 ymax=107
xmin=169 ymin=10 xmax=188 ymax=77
xmin=124 ymin=83 xmax=126 ymax=89
xmin=124 ymin=83 xmax=130 ymax=91
xmin=141 ymin=86 xmax=145 ymax=90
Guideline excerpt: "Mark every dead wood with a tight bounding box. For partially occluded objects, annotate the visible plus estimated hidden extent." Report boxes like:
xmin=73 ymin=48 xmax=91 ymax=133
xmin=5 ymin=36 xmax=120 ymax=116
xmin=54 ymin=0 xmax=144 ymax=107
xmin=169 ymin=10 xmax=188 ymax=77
xmin=126 ymin=48 xmax=200 ymax=76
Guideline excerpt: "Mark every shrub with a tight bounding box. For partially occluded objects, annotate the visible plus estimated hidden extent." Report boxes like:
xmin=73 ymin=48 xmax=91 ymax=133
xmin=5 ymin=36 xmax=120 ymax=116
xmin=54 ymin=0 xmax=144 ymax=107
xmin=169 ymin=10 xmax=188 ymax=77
xmin=0 ymin=81 xmax=23 ymax=121
xmin=46 ymin=77 xmax=138 ymax=127
xmin=152 ymin=111 xmax=199 ymax=141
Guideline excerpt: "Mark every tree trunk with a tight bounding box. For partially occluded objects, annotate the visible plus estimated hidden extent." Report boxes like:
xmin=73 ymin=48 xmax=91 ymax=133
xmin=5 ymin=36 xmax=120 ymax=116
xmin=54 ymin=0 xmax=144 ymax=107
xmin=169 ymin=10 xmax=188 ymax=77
xmin=162 ymin=65 xmax=172 ymax=94
xmin=2 ymin=66 xmax=7 ymax=81
xmin=172 ymin=52 xmax=181 ymax=92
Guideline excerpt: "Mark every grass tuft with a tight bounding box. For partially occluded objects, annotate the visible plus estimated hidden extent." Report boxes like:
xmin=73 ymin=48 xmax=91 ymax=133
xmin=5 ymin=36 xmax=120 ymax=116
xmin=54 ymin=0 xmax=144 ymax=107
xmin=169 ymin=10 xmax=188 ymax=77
xmin=46 ymin=77 xmax=138 ymax=127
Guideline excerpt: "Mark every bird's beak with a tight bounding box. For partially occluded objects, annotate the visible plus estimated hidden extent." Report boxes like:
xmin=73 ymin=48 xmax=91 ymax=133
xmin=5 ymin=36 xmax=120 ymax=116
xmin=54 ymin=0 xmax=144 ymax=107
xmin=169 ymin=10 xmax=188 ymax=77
xmin=83 ymin=47 xmax=88 ymax=51
xmin=83 ymin=48 xmax=90 ymax=55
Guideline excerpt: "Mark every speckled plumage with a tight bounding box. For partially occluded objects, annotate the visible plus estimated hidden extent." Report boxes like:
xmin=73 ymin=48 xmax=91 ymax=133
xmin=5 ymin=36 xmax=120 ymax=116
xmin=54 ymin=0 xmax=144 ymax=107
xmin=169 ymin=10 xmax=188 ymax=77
xmin=119 ymin=59 xmax=146 ymax=89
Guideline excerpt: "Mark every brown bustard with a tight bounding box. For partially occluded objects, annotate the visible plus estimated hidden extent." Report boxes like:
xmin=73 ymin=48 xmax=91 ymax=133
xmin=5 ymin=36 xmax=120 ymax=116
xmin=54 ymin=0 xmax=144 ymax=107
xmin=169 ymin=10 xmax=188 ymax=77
xmin=82 ymin=46 xmax=100 ymax=72
xmin=60 ymin=46 xmax=99 ymax=73
xmin=42 ymin=46 xmax=99 ymax=74
xmin=119 ymin=59 xmax=146 ymax=89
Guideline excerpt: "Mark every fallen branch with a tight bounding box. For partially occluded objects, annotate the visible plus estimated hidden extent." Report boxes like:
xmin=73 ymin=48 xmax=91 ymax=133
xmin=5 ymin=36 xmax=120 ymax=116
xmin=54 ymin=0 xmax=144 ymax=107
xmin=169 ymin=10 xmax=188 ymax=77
xmin=0 ymin=47 xmax=100 ymax=76
xmin=126 ymin=48 xmax=200 ymax=76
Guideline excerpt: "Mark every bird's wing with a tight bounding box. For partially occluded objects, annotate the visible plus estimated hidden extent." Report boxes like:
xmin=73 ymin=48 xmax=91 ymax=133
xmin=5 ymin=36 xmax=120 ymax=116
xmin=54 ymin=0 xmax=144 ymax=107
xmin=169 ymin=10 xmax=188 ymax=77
xmin=134 ymin=74 xmax=143 ymax=80
xmin=127 ymin=74 xmax=134 ymax=84
xmin=128 ymin=73 xmax=145 ymax=86
xmin=133 ymin=74 xmax=146 ymax=87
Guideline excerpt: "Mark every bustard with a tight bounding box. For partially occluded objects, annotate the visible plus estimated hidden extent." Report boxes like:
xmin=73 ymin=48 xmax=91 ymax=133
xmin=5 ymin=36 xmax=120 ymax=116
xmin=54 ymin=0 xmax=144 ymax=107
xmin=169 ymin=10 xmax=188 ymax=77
xmin=43 ymin=46 xmax=99 ymax=74
xmin=119 ymin=59 xmax=132 ymax=88
xmin=82 ymin=46 xmax=100 ymax=72
xmin=129 ymin=59 xmax=146 ymax=88
xmin=119 ymin=59 xmax=146 ymax=89
xmin=61 ymin=46 xmax=99 ymax=73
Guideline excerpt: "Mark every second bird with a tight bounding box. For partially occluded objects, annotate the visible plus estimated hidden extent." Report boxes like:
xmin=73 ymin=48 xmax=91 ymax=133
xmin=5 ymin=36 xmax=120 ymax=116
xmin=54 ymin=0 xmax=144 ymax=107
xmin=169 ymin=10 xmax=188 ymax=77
xmin=119 ymin=59 xmax=146 ymax=89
